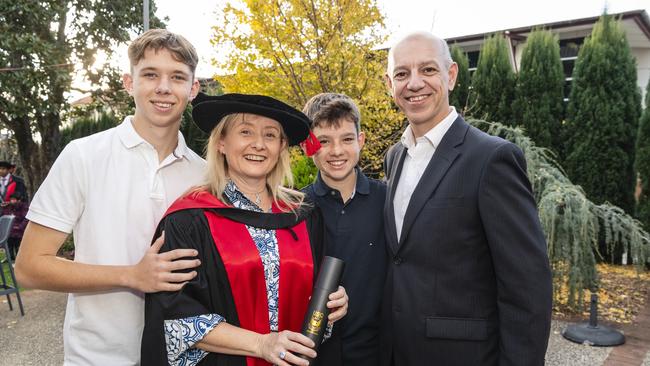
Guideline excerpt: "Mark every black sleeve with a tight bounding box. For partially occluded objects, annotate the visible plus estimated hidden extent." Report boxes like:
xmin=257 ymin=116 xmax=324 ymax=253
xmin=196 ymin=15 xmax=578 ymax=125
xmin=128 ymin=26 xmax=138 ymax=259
xmin=383 ymin=146 xmax=394 ymax=181
xmin=478 ymin=142 xmax=552 ymax=365
xmin=14 ymin=177 xmax=28 ymax=202
xmin=305 ymin=204 xmax=325 ymax=276
xmin=141 ymin=209 xmax=239 ymax=366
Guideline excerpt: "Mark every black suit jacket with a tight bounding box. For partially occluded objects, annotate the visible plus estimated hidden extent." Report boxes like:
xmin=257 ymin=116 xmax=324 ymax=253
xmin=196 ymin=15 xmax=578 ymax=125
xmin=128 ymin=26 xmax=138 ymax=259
xmin=381 ymin=117 xmax=552 ymax=366
xmin=12 ymin=175 xmax=28 ymax=202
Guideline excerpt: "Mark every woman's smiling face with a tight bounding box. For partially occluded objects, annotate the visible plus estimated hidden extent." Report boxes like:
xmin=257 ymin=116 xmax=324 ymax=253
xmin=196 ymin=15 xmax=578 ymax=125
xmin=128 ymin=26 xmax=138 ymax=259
xmin=219 ymin=113 xmax=286 ymax=183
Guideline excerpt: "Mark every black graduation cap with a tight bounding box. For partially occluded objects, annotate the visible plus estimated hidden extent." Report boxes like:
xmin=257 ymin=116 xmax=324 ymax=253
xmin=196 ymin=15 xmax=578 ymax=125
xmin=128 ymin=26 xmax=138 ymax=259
xmin=191 ymin=93 xmax=311 ymax=146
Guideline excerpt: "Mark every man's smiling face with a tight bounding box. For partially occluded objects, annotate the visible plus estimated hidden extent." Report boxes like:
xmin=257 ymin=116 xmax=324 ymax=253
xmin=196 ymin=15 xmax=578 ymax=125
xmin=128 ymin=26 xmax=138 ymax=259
xmin=386 ymin=35 xmax=457 ymax=135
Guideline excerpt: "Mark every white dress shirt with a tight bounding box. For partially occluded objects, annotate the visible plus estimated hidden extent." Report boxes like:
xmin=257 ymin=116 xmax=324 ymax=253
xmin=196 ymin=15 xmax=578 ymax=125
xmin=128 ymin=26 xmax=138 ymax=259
xmin=0 ymin=174 xmax=9 ymax=199
xmin=393 ymin=108 xmax=458 ymax=241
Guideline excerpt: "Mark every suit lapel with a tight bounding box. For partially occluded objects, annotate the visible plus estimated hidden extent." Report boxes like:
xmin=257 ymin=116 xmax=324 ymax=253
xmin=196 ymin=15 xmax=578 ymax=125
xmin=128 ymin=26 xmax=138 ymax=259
xmin=384 ymin=144 xmax=407 ymax=255
xmin=398 ymin=117 xmax=469 ymax=248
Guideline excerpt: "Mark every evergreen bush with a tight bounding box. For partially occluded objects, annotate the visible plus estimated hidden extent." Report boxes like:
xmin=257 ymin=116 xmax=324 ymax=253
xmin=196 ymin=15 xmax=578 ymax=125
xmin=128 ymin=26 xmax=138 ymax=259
xmin=449 ymin=45 xmax=470 ymax=114
xmin=635 ymin=79 xmax=650 ymax=231
xmin=469 ymin=34 xmax=516 ymax=124
xmin=564 ymin=14 xmax=641 ymax=215
xmin=513 ymin=29 xmax=565 ymax=155
xmin=470 ymin=118 xmax=650 ymax=307
xmin=60 ymin=112 xmax=118 ymax=148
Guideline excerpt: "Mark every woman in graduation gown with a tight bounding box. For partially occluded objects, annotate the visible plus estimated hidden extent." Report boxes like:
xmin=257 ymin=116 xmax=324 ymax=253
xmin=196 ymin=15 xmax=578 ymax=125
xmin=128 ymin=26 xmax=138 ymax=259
xmin=142 ymin=93 xmax=347 ymax=366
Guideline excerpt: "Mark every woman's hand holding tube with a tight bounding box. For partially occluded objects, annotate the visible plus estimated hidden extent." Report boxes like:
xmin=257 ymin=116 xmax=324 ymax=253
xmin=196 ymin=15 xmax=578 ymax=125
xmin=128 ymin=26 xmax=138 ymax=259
xmin=257 ymin=330 xmax=316 ymax=366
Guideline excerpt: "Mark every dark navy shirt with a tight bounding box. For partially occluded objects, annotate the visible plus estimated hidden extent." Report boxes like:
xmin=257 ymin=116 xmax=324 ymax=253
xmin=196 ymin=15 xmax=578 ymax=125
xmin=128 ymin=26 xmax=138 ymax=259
xmin=303 ymin=169 xmax=387 ymax=366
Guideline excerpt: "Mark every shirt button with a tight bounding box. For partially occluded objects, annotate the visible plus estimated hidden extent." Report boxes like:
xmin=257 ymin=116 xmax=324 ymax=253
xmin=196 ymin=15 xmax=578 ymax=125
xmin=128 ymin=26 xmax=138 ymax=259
xmin=341 ymin=210 xmax=345 ymax=214
xmin=393 ymin=256 xmax=404 ymax=265
xmin=330 ymin=191 xmax=336 ymax=196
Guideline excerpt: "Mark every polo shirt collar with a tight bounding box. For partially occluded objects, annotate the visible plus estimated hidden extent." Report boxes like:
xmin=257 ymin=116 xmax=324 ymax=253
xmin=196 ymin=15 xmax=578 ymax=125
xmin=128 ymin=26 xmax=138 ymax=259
xmin=117 ymin=116 xmax=191 ymax=159
xmin=313 ymin=167 xmax=369 ymax=197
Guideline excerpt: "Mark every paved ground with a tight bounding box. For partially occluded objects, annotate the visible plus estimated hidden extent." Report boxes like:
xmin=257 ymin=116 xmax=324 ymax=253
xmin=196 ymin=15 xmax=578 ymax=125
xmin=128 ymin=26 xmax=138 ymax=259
xmin=545 ymin=319 xmax=613 ymax=365
xmin=1 ymin=290 xmax=65 ymax=365
xmin=1 ymin=289 xmax=648 ymax=365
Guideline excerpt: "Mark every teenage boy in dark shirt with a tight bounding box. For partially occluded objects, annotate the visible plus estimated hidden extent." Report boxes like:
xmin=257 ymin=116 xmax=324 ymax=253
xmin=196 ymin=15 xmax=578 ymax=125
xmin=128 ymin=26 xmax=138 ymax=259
xmin=303 ymin=93 xmax=387 ymax=366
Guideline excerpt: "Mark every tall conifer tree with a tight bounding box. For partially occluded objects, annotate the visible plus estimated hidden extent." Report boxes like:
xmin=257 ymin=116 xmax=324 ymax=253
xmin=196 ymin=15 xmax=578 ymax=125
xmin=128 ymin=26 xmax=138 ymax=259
xmin=564 ymin=14 xmax=641 ymax=213
xmin=635 ymin=80 xmax=650 ymax=228
xmin=513 ymin=29 xmax=565 ymax=154
xmin=469 ymin=34 xmax=516 ymax=124
xmin=449 ymin=45 xmax=470 ymax=114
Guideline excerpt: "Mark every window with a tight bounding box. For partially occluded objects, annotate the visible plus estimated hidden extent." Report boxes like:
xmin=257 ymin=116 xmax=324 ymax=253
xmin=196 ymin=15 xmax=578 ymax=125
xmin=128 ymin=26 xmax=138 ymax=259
xmin=467 ymin=50 xmax=480 ymax=77
xmin=559 ymin=37 xmax=585 ymax=102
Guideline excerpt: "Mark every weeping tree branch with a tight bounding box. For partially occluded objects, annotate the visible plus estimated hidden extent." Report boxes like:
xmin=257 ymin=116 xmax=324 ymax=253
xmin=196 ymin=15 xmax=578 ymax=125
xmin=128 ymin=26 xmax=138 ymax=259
xmin=469 ymin=118 xmax=650 ymax=307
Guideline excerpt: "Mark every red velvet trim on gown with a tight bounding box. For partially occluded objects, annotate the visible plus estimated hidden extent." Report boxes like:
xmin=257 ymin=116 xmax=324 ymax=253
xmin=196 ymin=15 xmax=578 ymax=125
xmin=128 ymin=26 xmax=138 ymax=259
xmin=166 ymin=191 xmax=314 ymax=366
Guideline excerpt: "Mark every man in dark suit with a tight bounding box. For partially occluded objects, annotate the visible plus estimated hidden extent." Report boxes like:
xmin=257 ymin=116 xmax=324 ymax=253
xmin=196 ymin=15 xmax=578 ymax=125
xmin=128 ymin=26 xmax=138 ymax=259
xmin=380 ymin=32 xmax=552 ymax=366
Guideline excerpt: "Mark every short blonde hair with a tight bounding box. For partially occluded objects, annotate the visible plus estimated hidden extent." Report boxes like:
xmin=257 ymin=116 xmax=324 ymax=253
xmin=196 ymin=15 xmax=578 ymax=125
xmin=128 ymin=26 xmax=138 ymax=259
xmin=128 ymin=29 xmax=198 ymax=76
xmin=204 ymin=113 xmax=305 ymax=212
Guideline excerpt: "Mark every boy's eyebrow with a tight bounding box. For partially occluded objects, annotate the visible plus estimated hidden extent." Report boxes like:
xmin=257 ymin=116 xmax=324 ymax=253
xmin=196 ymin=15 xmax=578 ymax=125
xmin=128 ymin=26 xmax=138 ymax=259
xmin=137 ymin=66 xmax=192 ymax=76
xmin=171 ymin=69 xmax=192 ymax=76
xmin=138 ymin=66 xmax=158 ymax=73
xmin=315 ymin=132 xmax=357 ymax=138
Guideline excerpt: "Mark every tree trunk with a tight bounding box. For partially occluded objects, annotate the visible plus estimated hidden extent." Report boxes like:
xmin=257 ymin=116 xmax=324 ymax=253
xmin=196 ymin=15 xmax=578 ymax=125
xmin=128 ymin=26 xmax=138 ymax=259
xmin=9 ymin=116 xmax=45 ymax=196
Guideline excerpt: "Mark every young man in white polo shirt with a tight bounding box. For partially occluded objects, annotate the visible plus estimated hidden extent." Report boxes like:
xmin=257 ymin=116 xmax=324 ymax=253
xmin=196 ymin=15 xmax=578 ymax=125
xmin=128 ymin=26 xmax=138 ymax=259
xmin=15 ymin=29 xmax=206 ymax=365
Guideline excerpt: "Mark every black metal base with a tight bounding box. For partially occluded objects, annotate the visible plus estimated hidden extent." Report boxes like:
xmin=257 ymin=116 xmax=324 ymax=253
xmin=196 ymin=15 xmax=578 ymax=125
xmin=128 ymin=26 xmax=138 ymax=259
xmin=562 ymin=323 xmax=625 ymax=346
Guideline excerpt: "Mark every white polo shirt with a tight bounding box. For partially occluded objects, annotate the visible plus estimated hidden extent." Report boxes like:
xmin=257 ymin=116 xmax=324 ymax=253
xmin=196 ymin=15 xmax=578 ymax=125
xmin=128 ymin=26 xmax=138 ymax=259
xmin=27 ymin=117 xmax=206 ymax=365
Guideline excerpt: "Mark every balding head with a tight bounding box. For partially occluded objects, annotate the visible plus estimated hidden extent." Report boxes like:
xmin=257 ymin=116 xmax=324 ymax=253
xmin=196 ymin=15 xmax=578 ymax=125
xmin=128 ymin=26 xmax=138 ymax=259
xmin=383 ymin=31 xmax=458 ymax=137
xmin=387 ymin=32 xmax=453 ymax=75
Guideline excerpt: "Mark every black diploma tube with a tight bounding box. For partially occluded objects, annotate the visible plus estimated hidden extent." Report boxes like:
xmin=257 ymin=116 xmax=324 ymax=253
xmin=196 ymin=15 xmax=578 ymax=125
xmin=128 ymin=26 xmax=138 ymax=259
xmin=299 ymin=256 xmax=345 ymax=361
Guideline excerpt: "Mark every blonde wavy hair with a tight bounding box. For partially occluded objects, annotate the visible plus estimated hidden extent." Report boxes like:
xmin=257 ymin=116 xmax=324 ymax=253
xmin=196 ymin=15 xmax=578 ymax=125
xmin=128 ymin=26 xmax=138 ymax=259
xmin=204 ymin=113 xmax=305 ymax=212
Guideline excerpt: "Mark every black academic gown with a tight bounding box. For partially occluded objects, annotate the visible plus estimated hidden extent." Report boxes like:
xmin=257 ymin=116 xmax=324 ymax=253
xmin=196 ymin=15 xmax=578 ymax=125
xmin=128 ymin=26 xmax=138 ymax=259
xmin=141 ymin=194 xmax=342 ymax=366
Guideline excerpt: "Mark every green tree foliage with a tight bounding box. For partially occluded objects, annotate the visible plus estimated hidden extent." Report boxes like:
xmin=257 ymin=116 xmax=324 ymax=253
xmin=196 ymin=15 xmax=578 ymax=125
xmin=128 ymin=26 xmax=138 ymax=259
xmin=636 ymin=80 xmax=650 ymax=229
xmin=211 ymin=0 xmax=403 ymax=178
xmin=291 ymin=150 xmax=318 ymax=189
xmin=449 ymin=44 xmax=470 ymax=114
xmin=179 ymin=80 xmax=224 ymax=156
xmin=513 ymin=29 xmax=564 ymax=155
xmin=564 ymin=14 xmax=641 ymax=215
xmin=469 ymin=34 xmax=516 ymax=124
xmin=0 ymin=0 xmax=164 ymax=195
xmin=471 ymin=118 xmax=650 ymax=307
xmin=180 ymin=111 xmax=210 ymax=157
xmin=60 ymin=112 xmax=119 ymax=147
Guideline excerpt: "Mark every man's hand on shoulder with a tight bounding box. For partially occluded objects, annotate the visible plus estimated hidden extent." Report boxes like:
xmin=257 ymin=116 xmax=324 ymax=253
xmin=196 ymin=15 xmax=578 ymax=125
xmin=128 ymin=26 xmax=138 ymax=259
xmin=126 ymin=232 xmax=201 ymax=293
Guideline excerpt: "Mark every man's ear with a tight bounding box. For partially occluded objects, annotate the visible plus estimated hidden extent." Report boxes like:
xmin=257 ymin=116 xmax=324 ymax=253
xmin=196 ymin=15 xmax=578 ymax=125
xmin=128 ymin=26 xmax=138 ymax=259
xmin=189 ymin=78 xmax=200 ymax=100
xmin=447 ymin=62 xmax=459 ymax=91
xmin=122 ymin=73 xmax=134 ymax=96
xmin=358 ymin=131 xmax=366 ymax=150
xmin=384 ymin=74 xmax=394 ymax=97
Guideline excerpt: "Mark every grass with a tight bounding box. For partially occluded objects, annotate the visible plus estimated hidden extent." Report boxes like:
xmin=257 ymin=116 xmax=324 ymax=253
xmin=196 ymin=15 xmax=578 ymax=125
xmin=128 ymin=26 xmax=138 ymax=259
xmin=0 ymin=250 xmax=21 ymax=290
